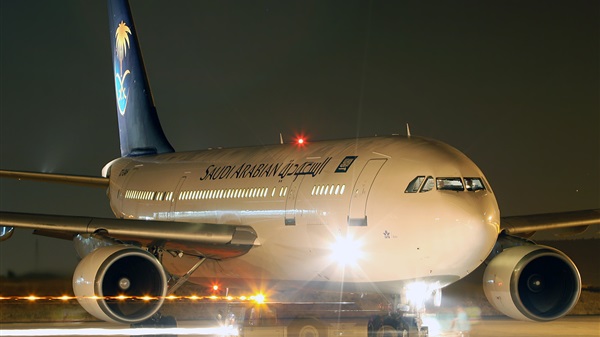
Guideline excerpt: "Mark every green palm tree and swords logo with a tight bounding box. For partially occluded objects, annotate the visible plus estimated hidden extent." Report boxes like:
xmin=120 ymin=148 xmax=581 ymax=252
xmin=115 ymin=21 xmax=131 ymax=116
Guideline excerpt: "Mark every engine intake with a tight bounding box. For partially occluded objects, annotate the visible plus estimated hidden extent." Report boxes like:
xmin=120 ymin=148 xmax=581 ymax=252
xmin=73 ymin=245 xmax=167 ymax=324
xmin=483 ymin=245 xmax=581 ymax=321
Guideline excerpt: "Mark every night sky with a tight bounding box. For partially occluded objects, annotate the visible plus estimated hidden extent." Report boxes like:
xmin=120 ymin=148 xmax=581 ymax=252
xmin=0 ymin=1 xmax=598 ymax=276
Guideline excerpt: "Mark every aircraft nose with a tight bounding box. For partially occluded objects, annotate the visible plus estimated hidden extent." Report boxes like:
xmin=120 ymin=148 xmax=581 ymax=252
xmin=457 ymin=192 xmax=501 ymax=261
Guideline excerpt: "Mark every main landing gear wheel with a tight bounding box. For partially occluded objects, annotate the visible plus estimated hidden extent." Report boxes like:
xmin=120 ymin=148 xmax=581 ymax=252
xmin=376 ymin=325 xmax=399 ymax=337
xmin=288 ymin=318 xmax=326 ymax=337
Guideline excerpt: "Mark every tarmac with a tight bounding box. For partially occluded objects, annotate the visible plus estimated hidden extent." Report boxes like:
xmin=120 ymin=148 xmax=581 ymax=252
xmin=0 ymin=316 xmax=599 ymax=337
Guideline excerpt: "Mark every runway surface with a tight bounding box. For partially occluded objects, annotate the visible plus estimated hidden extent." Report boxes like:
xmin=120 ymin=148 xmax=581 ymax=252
xmin=1 ymin=316 xmax=598 ymax=337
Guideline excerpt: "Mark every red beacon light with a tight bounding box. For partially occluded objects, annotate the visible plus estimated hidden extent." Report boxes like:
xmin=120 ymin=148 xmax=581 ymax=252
xmin=294 ymin=134 xmax=308 ymax=147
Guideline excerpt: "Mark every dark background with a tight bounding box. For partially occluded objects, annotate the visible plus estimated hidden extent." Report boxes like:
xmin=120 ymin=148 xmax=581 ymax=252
xmin=1 ymin=1 xmax=598 ymax=276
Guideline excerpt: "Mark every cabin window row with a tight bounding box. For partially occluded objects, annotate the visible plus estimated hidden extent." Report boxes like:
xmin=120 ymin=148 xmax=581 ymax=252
xmin=310 ymin=184 xmax=346 ymax=196
xmin=179 ymin=186 xmax=289 ymax=201
xmin=124 ymin=190 xmax=174 ymax=201
xmin=405 ymin=176 xmax=486 ymax=193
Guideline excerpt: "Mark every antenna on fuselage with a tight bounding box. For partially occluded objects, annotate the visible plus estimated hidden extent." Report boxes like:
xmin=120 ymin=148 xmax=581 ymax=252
xmin=406 ymin=123 xmax=411 ymax=138
xmin=279 ymin=133 xmax=284 ymax=145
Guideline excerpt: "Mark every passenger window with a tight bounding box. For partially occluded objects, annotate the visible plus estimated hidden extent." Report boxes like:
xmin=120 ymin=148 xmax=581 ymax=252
xmin=436 ymin=177 xmax=464 ymax=191
xmin=420 ymin=176 xmax=435 ymax=192
xmin=465 ymin=177 xmax=485 ymax=191
xmin=405 ymin=176 xmax=425 ymax=193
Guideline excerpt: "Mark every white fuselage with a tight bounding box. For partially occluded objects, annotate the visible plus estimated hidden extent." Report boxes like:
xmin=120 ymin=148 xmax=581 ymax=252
xmin=106 ymin=136 xmax=500 ymax=294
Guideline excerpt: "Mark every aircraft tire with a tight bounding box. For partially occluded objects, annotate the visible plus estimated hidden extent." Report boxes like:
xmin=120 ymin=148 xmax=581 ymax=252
xmin=375 ymin=325 xmax=399 ymax=337
xmin=288 ymin=318 xmax=325 ymax=337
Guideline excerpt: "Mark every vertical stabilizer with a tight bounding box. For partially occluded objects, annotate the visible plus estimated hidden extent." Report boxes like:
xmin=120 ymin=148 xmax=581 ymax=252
xmin=108 ymin=0 xmax=174 ymax=157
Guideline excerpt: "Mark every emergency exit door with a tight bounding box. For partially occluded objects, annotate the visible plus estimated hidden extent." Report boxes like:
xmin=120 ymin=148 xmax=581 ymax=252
xmin=348 ymin=158 xmax=387 ymax=226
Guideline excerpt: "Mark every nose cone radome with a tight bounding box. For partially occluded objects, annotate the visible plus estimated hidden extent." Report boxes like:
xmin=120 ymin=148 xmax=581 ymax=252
xmin=453 ymin=191 xmax=500 ymax=272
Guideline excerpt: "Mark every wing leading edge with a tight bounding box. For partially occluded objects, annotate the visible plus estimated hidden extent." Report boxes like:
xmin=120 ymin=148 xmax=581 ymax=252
xmin=0 ymin=170 xmax=108 ymax=188
xmin=0 ymin=211 xmax=259 ymax=259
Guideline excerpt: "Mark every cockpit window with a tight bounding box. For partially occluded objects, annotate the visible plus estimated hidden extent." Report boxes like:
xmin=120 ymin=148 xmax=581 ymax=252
xmin=406 ymin=176 xmax=486 ymax=193
xmin=465 ymin=177 xmax=486 ymax=191
xmin=420 ymin=176 xmax=435 ymax=192
xmin=436 ymin=177 xmax=464 ymax=191
xmin=405 ymin=176 xmax=425 ymax=193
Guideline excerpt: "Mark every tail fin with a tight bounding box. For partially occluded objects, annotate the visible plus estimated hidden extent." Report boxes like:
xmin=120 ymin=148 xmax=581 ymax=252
xmin=108 ymin=0 xmax=174 ymax=157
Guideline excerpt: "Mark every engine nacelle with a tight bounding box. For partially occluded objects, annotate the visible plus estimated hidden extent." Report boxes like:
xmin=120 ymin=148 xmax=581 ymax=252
xmin=73 ymin=245 xmax=168 ymax=324
xmin=483 ymin=245 xmax=581 ymax=321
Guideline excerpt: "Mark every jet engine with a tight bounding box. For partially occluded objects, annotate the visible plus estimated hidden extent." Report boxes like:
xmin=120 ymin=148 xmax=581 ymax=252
xmin=483 ymin=245 xmax=581 ymax=321
xmin=72 ymin=245 xmax=168 ymax=324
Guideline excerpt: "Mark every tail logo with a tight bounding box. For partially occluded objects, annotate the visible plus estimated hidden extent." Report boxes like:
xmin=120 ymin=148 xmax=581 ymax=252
xmin=114 ymin=21 xmax=132 ymax=116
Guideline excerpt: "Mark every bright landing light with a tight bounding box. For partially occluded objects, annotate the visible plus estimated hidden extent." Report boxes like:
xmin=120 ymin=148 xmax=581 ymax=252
xmin=330 ymin=235 xmax=364 ymax=266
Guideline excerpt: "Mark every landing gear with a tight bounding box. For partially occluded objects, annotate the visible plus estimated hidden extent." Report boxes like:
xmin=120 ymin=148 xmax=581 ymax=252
xmin=167 ymin=257 xmax=207 ymax=294
xmin=368 ymin=312 xmax=422 ymax=337
xmin=288 ymin=318 xmax=327 ymax=337
xmin=131 ymin=312 xmax=177 ymax=328
xmin=368 ymin=294 xmax=429 ymax=337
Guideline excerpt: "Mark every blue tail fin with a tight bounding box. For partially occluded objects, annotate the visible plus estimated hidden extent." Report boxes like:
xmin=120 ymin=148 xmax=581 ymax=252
xmin=108 ymin=0 xmax=174 ymax=157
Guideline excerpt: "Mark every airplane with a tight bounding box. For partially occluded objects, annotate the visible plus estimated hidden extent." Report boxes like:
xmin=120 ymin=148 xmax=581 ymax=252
xmin=1 ymin=0 xmax=599 ymax=331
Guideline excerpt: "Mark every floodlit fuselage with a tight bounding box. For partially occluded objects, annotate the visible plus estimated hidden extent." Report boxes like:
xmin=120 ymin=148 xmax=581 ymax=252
xmin=106 ymin=135 xmax=500 ymax=294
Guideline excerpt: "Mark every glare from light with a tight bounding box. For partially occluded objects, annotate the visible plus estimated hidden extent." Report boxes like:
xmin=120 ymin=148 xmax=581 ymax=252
xmin=330 ymin=234 xmax=364 ymax=266
xmin=0 ymin=293 xmax=266 ymax=302
xmin=252 ymin=293 xmax=265 ymax=304
xmin=421 ymin=314 xmax=443 ymax=337
xmin=294 ymin=133 xmax=309 ymax=147
xmin=406 ymin=282 xmax=428 ymax=310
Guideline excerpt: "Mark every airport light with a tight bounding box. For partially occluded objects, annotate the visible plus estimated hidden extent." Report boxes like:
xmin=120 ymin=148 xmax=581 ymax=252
xmin=59 ymin=295 xmax=74 ymax=301
xmin=251 ymin=293 xmax=265 ymax=304
xmin=26 ymin=295 xmax=39 ymax=301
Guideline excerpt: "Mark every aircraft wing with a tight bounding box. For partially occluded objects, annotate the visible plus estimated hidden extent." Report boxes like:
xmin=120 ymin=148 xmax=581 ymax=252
xmin=0 ymin=169 xmax=108 ymax=188
xmin=501 ymin=209 xmax=600 ymax=238
xmin=0 ymin=211 xmax=259 ymax=259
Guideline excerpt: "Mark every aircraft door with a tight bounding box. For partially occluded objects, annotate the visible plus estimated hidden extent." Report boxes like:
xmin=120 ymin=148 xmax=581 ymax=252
xmin=284 ymin=175 xmax=305 ymax=225
xmin=117 ymin=167 xmax=138 ymax=214
xmin=348 ymin=158 xmax=387 ymax=226
xmin=168 ymin=176 xmax=187 ymax=219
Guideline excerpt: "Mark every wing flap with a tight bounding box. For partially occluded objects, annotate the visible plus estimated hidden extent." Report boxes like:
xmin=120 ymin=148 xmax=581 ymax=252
xmin=501 ymin=209 xmax=600 ymax=236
